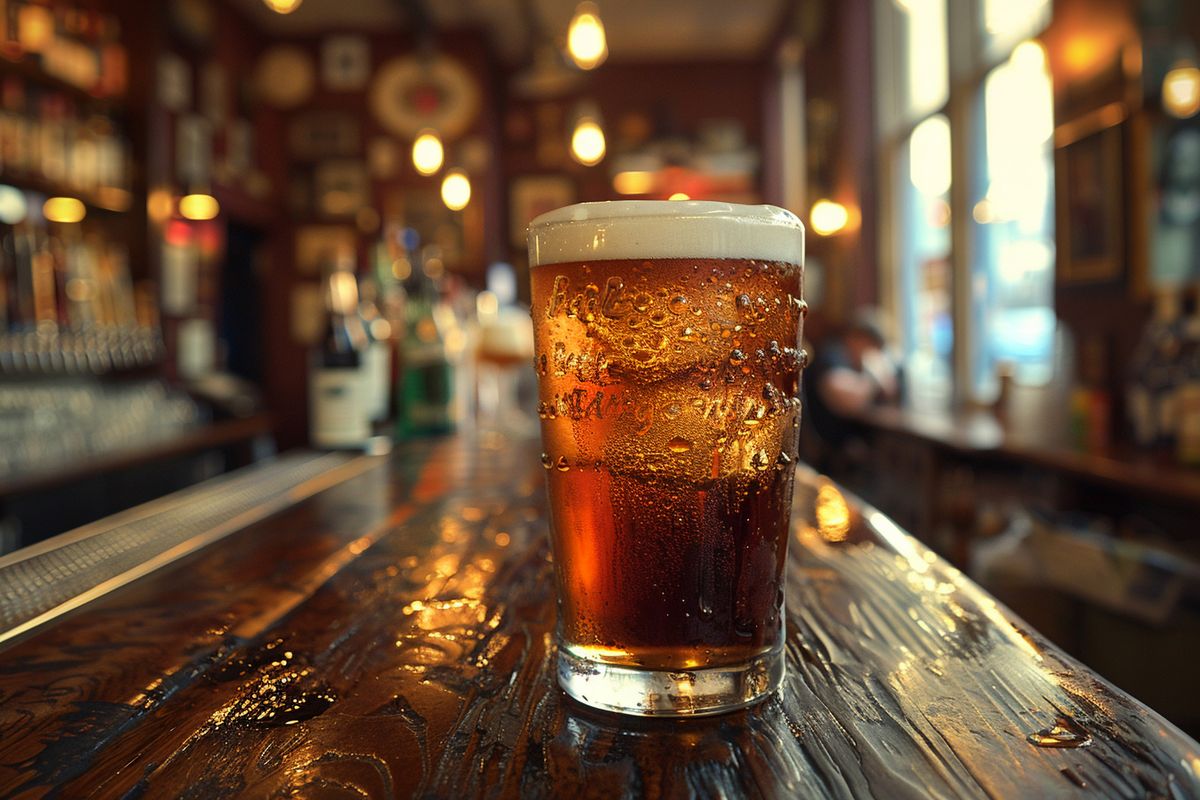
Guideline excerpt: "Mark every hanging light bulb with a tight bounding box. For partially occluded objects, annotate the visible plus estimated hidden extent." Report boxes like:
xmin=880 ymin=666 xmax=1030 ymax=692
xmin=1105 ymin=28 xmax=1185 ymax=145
xmin=567 ymin=2 xmax=608 ymax=70
xmin=412 ymin=130 xmax=444 ymax=176
xmin=262 ymin=0 xmax=303 ymax=14
xmin=1164 ymin=60 xmax=1200 ymax=119
xmin=570 ymin=106 xmax=606 ymax=166
xmin=810 ymin=199 xmax=850 ymax=236
xmin=441 ymin=169 xmax=471 ymax=211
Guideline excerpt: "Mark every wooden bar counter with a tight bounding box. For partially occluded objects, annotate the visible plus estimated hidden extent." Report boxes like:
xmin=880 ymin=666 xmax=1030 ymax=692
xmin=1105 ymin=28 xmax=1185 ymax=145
xmin=1 ymin=436 xmax=1198 ymax=798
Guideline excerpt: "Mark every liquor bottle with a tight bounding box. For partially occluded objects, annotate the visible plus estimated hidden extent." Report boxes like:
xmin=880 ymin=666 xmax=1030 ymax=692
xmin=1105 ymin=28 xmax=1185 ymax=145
xmin=309 ymin=269 xmax=370 ymax=448
xmin=357 ymin=275 xmax=392 ymax=423
xmin=397 ymin=268 xmax=458 ymax=438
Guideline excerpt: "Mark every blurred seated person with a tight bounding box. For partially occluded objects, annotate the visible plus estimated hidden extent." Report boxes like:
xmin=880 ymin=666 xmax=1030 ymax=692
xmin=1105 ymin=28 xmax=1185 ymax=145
xmin=802 ymin=311 xmax=902 ymax=474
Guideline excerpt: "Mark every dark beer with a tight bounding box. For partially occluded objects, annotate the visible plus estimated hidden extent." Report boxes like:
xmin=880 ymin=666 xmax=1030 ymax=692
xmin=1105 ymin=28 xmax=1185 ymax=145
xmin=529 ymin=203 xmax=805 ymax=715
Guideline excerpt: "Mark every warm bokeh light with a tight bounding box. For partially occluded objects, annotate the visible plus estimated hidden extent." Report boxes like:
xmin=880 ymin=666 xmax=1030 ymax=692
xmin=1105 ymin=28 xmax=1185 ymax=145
xmin=262 ymin=0 xmax=303 ymax=13
xmin=570 ymin=118 xmax=606 ymax=166
xmin=147 ymin=189 xmax=175 ymax=224
xmin=179 ymin=193 xmax=220 ymax=221
xmin=567 ymin=2 xmax=608 ymax=70
xmin=440 ymin=169 xmax=471 ymax=211
xmin=613 ymin=170 xmax=655 ymax=195
xmin=668 ymin=192 xmax=690 ymax=201
xmin=43 ymin=197 xmax=86 ymax=224
xmin=17 ymin=4 xmax=53 ymax=52
xmin=810 ymin=199 xmax=850 ymax=236
xmin=0 ymin=185 xmax=28 ymax=224
xmin=412 ymin=131 xmax=444 ymax=176
xmin=1163 ymin=62 xmax=1200 ymax=119
xmin=909 ymin=114 xmax=952 ymax=197
xmin=815 ymin=483 xmax=851 ymax=542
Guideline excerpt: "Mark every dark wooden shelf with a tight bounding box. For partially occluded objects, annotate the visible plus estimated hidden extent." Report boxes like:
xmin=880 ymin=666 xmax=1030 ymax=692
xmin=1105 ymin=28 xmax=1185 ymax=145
xmin=0 ymin=414 xmax=273 ymax=498
xmin=0 ymin=170 xmax=132 ymax=213
xmin=0 ymin=55 xmax=124 ymax=109
xmin=860 ymin=406 xmax=1200 ymax=508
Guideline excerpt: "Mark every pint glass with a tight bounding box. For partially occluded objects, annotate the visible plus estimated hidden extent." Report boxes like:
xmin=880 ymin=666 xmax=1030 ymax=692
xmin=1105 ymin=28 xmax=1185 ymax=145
xmin=528 ymin=201 xmax=806 ymax=716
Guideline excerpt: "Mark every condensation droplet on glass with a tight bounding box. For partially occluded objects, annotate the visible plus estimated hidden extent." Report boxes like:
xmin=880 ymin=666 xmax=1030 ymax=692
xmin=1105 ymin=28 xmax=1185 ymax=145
xmin=668 ymin=295 xmax=688 ymax=314
xmin=1027 ymin=720 xmax=1092 ymax=749
xmin=633 ymin=293 xmax=652 ymax=312
xmin=541 ymin=452 xmax=553 ymax=469
xmin=555 ymin=456 xmax=571 ymax=472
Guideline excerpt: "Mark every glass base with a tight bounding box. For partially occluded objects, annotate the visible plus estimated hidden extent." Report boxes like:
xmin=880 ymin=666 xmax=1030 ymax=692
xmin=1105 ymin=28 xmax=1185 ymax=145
xmin=556 ymin=641 xmax=784 ymax=717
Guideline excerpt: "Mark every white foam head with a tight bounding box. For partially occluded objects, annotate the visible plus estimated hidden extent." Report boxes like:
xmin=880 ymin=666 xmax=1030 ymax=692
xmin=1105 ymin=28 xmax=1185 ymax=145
xmin=527 ymin=201 xmax=804 ymax=267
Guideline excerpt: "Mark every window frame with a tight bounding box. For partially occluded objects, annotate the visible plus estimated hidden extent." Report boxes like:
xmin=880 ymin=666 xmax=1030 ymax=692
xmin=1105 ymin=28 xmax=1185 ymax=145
xmin=875 ymin=0 xmax=1053 ymax=405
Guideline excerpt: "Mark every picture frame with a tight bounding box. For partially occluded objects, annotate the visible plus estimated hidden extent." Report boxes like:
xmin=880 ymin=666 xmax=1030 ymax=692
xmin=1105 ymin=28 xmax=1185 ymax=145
xmin=510 ymin=175 xmax=576 ymax=248
xmin=1055 ymin=106 xmax=1126 ymax=285
xmin=321 ymin=35 xmax=371 ymax=92
xmin=314 ymin=161 xmax=369 ymax=218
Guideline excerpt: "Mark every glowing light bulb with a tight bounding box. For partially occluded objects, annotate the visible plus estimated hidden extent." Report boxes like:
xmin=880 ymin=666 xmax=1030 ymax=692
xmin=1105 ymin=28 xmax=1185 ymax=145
xmin=0 ymin=185 xmax=28 ymax=224
xmin=567 ymin=2 xmax=608 ymax=70
xmin=412 ymin=131 xmax=444 ymax=176
xmin=441 ymin=170 xmax=471 ymax=211
xmin=810 ymin=199 xmax=849 ymax=236
xmin=668 ymin=192 xmax=690 ymax=201
xmin=1164 ymin=61 xmax=1200 ymax=119
xmin=570 ymin=118 xmax=606 ymax=166
xmin=262 ymin=0 xmax=303 ymax=13
xmin=179 ymin=193 xmax=220 ymax=221
xmin=43 ymin=197 xmax=86 ymax=224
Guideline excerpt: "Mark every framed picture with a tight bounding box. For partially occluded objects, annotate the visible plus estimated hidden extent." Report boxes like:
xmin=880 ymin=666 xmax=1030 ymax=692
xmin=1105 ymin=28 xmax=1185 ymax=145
xmin=510 ymin=175 xmax=575 ymax=248
xmin=314 ymin=161 xmax=369 ymax=217
xmin=321 ymin=36 xmax=370 ymax=92
xmin=289 ymin=112 xmax=361 ymax=161
xmin=1055 ymin=110 xmax=1125 ymax=285
xmin=295 ymin=225 xmax=356 ymax=276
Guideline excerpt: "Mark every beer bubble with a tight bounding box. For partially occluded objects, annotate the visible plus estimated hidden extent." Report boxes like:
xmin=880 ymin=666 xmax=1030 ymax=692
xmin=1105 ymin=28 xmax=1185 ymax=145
xmin=667 ymin=436 xmax=693 ymax=453
xmin=729 ymin=349 xmax=746 ymax=366
xmin=555 ymin=456 xmax=571 ymax=472
xmin=668 ymin=295 xmax=688 ymax=314
xmin=799 ymin=348 xmax=810 ymax=369
xmin=650 ymin=310 xmax=669 ymax=326
xmin=541 ymin=452 xmax=553 ymax=469
xmin=633 ymin=293 xmax=652 ymax=312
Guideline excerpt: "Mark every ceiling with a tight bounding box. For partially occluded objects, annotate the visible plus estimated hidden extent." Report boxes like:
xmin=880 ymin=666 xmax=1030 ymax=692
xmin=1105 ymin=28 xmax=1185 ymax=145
xmin=226 ymin=0 xmax=787 ymax=63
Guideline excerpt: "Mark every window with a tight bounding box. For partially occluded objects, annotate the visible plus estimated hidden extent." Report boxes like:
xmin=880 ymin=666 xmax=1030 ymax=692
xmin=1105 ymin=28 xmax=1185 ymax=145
xmin=970 ymin=42 xmax=1056 ymax=392
xmin=876 ymin=0 xmax=1054 ymax=406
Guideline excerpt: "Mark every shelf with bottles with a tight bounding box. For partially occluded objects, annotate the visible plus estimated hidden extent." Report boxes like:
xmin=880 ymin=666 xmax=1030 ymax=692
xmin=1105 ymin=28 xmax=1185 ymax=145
xmin=0 ymin=72 xmax=133 ymax=212
xmin=0 ymin=214 xmax=161 ymax=375
xmin=0 ymin=1 xmax=128 ymax=106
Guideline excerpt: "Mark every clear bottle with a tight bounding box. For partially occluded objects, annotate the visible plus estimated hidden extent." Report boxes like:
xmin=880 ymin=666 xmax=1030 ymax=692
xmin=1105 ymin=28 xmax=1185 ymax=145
xmin=357 ymin=275 xmax=392 ymax=423
xmin=309 ymin=269 xmax=369 ymax=448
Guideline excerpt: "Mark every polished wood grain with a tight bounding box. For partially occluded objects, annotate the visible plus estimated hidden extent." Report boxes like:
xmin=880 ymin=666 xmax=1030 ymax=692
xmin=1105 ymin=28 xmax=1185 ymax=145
xmin=1 ymin=436 xmax=1197 ymax=799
